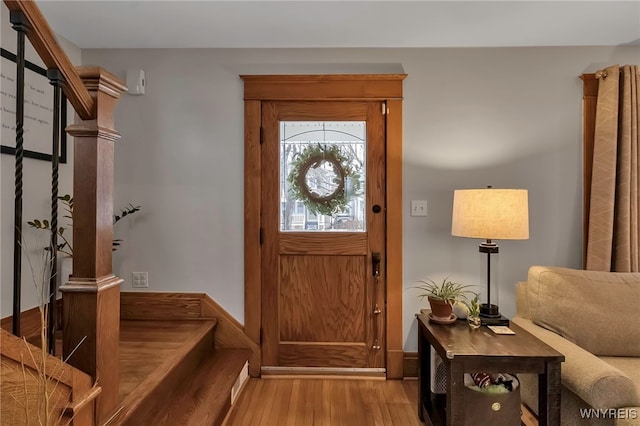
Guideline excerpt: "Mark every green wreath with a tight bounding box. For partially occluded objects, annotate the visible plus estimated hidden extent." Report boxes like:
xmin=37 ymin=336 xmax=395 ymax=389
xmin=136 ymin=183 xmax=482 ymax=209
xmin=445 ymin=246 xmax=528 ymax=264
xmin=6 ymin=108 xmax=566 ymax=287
xmin=287 ymin=144 xmax=362 ymax=216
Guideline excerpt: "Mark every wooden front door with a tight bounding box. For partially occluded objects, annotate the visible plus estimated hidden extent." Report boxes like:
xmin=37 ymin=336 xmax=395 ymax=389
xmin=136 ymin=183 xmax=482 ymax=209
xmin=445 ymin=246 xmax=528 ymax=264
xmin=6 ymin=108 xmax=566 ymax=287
xmin=261 ymin=101 xmax=386 ymax=371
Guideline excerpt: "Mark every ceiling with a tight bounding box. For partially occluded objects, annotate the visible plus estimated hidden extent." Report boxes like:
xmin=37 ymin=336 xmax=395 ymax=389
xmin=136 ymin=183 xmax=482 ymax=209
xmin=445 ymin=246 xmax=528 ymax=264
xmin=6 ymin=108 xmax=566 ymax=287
xmin=37 ymin=1 xmax=640 ymax=49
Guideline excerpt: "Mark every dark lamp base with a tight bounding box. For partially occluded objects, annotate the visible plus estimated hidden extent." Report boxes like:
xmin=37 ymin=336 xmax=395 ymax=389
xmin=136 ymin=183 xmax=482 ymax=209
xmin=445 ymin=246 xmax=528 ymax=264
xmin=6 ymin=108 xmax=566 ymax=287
xmin=480 ymin=315 xmax=510 ymax=326
xmin=480 ymin=303 xmax=500 ymax=318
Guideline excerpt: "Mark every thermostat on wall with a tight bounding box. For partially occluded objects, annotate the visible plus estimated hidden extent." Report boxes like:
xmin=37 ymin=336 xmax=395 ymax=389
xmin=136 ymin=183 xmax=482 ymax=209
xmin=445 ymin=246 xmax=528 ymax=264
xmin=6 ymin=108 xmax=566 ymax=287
xmin=126 ymin=69 xmax=145 ymax=95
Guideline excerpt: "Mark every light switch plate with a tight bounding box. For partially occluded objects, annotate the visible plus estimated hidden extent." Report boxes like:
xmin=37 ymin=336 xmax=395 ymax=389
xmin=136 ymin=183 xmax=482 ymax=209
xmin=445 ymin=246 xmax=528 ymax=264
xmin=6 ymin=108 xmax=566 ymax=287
xmin=411 ymin=200 xmax=428 ymax=217
xmin=132 ymin=272 xmax=149 ymax=288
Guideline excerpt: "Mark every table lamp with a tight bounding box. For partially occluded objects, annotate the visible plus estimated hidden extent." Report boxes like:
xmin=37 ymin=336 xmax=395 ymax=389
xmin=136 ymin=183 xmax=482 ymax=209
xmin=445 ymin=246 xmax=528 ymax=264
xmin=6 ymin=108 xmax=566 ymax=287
xmin=451 ymin=187 xmax=529 ymax=325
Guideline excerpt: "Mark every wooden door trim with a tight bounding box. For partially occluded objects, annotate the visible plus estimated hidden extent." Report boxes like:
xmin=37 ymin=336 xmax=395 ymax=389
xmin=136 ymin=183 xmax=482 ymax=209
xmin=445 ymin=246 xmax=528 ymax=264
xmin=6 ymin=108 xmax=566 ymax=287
xmin=385 ymin=98 xmax=404 ymax=378
xmin=241 ymin=74 xmax=406 ymax=378
xmin=241 ymin=74 xmax=406 ymax=101
xmin=243 ymin=99 xmax=262 ymax=373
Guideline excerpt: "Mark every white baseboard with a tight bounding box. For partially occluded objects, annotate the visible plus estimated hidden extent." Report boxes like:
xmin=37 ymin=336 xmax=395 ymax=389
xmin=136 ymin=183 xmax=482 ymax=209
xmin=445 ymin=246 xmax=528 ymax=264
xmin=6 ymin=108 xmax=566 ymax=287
xmin=231 ymin=361 xmax=249 ymax=404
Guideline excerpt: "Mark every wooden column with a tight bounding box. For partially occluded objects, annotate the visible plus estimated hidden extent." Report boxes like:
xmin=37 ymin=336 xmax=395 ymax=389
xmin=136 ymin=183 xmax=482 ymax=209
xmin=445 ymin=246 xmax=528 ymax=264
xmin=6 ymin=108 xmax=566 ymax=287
xmin=60 ymin=67 xmax=126 ymax=421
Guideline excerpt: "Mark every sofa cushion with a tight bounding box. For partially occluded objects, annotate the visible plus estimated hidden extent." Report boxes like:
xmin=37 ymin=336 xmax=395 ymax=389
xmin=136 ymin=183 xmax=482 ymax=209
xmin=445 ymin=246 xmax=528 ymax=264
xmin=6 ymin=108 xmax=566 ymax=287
xmin=527 ymin=266 xmax=640 ymax=356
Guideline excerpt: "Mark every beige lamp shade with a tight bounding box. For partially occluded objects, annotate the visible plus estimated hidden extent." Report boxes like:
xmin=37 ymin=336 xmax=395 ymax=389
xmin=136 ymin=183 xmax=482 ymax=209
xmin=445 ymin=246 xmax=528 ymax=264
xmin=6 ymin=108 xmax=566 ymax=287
xmin=451 ymin=189 xmax=529 ymax=240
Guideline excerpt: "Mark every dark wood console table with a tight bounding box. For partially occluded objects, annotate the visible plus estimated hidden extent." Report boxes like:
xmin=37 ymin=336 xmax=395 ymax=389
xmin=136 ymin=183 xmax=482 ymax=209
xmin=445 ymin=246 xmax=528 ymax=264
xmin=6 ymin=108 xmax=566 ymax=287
xmin=417 ymin=313 xmax=564 ymax=426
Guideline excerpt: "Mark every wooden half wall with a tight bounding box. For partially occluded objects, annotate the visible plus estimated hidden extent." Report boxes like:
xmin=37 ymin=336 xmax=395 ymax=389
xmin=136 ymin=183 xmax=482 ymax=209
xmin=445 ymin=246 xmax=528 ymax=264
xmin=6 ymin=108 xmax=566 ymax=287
xmin=0 ymin=300 xmax=62 ymax=342
xmin=1 ymin=328 xmax=97 ymax=425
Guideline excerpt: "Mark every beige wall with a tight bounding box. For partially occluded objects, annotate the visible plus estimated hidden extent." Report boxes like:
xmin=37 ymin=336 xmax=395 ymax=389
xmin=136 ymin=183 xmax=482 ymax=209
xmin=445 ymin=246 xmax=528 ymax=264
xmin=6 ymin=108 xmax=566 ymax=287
xmin=0 ymin=3 xmax=79 ymax=316
xmin=39 ymin=45 xmax=640 ymax=351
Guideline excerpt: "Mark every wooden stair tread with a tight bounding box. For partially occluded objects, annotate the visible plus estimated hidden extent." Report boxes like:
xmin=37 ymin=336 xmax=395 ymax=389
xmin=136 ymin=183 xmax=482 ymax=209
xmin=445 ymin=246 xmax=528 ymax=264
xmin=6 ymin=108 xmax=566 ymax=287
xmin=105 ymin=319 xmax=218 ymax=425
xmin=118 ymin=319 xmax=218 ymax=401
xmin=148 ymin=348 xmax=251 ymax=426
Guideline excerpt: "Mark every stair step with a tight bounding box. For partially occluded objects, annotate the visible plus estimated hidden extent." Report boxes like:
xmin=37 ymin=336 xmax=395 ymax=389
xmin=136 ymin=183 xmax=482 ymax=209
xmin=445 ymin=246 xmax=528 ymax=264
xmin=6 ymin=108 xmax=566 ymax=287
xmin=105 ymin=319 xmax=218 ymax=425
xmin=147 ymin=348 xmax=251 ymax=426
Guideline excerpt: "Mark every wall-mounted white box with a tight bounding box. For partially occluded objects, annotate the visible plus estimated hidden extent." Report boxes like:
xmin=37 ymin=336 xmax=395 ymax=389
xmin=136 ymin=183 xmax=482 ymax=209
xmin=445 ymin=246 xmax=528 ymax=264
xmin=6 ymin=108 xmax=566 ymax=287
xmin=411 ymin=200 xmax=428 ymax=217
xmin=132 ymin=271 xmax=149 ymax=288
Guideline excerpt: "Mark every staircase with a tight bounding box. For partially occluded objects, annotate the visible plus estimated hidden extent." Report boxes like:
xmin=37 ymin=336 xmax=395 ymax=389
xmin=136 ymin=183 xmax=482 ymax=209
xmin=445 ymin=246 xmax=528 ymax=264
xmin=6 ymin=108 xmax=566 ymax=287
xmin=105 ymin=319 xmax=250 ymax=426
xmin=2 ymin=3 xmax=257 ymax=424
xmin=111 ymin=292 xmax=255 ymax=425
xmin=4 ymin=293 xmax=253 ymax=426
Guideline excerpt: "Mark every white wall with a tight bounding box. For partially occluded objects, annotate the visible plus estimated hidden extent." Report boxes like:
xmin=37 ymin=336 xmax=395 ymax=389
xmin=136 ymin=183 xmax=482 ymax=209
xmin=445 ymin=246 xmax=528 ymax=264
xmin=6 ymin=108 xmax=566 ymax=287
xmin=0 ymin=3 xmax=80 ymax=316
xmin=81 ymin=46 xmax=639 ymax=352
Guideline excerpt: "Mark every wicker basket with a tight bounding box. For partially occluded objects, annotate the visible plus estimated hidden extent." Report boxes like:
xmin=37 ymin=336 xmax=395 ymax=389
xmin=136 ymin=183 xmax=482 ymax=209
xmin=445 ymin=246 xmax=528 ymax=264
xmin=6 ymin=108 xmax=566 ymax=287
xmin=463 ymin=386 xmax=521 ymax=426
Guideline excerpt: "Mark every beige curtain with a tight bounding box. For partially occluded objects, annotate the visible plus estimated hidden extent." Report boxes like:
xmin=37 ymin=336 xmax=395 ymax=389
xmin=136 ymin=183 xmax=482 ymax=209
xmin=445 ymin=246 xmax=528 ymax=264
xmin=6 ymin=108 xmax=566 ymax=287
xmin=586 ymin=65 xmax=640 ymax=272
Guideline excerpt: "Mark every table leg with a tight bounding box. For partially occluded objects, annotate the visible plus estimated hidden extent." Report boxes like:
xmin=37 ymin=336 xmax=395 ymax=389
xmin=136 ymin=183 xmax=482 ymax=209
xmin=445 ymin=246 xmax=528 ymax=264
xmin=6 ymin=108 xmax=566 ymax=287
xmin=418 ymin=325 xmax=430 ymax=421
xmin=538 ymin=361 xmax=561 ymax=426
xmin=447 ymin=361 xmax=465 ymax=426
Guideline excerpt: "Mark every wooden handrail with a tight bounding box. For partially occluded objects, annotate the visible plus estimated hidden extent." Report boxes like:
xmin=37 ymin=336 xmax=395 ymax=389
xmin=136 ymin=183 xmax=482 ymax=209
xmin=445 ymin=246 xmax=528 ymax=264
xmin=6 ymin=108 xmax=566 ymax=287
xmin=1 ymin=328 xmax=97 ymax=422
xmin=0 ymin=329 xmax=78 ymax=386
xmin=3 ymin=0 xmax=95 ymax=119
xmin=64 ymin=385 xmax=102 ymax=417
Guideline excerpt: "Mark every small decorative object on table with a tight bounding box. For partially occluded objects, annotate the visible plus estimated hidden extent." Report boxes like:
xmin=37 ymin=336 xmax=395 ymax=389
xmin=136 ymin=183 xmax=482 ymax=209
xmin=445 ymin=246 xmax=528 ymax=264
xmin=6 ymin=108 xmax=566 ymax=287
xmin=413 ymin=277 xmax=474 ymax=324
xmin=466 ymin=293 xmax=481 ymax=330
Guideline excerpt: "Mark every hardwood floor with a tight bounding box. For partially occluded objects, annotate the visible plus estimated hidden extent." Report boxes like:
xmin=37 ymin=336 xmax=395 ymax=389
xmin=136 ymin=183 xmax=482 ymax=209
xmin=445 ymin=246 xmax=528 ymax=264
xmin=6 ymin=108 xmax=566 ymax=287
xmin=225 ymin=378 xmax=423 ymax=426
xmin=226 ymin=378 xmax=539 ymax=426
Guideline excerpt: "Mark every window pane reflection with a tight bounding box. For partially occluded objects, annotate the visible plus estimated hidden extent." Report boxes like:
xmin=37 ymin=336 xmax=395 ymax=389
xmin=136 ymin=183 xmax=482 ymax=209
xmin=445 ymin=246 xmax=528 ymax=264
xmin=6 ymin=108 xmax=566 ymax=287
xmin=280 ymin=121 xmax=366 ymax=232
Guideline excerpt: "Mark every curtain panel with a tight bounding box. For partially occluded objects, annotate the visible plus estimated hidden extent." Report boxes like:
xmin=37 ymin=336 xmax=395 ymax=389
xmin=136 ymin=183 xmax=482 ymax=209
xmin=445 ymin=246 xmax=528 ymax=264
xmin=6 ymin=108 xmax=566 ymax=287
xmin=586 ymin=65 xmax=640 ymax=272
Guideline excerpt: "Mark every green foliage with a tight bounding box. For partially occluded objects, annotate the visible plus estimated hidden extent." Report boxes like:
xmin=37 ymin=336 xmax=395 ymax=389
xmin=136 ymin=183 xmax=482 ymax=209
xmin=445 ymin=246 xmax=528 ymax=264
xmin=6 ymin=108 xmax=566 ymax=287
xmin=413 ymin=277 xmax=474 ymax=304
xmin=465 ymin=293 xmax=481 ymax=317
xmin=27 ymin=194 xmax=141 ymax=256
xmin=287 ymin=143 xmax=362 ymax=217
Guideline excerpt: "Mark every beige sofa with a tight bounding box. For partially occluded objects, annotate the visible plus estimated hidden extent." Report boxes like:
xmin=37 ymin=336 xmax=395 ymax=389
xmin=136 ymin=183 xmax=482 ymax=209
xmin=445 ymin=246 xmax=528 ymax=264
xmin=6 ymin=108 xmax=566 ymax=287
xmin=513 ymin=266 xmax=640 ymax=426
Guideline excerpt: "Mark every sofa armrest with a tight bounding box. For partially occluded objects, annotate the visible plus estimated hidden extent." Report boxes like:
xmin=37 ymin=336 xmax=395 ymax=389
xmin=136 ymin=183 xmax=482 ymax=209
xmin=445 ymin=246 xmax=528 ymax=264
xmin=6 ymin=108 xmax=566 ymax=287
xmin=512 ymin=317 xmax=640 ymax=409
xmin=616 ymin=411 xmax=640 ymax=426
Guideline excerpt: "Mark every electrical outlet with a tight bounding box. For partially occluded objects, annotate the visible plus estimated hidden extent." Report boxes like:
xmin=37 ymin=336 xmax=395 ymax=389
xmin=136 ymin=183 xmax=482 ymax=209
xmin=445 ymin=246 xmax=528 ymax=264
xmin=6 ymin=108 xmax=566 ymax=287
xmin=411 ymin=200 xmax=428 ymax=217
xmin=132 ymin=272 xmax=149 ymax=288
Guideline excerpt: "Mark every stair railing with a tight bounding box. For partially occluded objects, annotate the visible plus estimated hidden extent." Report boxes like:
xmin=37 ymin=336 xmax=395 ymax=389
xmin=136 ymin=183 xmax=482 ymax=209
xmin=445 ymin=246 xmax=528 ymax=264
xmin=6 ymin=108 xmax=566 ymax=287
xmin=3 ymin=0 xmax=126 ymax=422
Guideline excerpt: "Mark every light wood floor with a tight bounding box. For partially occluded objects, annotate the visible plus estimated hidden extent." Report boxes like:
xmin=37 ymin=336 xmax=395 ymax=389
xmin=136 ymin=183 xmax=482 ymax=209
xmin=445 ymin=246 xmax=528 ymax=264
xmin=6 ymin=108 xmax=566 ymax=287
xmin=226 ymin=378 xmax=539 ymax=426
xmin=225 ymin=378 xmax=423 ymax=426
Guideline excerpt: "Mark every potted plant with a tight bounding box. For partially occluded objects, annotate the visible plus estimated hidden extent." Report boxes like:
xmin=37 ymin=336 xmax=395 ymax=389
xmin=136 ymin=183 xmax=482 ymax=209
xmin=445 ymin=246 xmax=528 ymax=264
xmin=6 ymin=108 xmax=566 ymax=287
xmin=28 ymin=194 xmax=141 ymax=256
xmin=414 ymin=277 xmax=474 ymax=321
xmin=28 ymin=194 xmax=141 ymax=288
xmin=466 ymin=293 xmax=481 ymax=329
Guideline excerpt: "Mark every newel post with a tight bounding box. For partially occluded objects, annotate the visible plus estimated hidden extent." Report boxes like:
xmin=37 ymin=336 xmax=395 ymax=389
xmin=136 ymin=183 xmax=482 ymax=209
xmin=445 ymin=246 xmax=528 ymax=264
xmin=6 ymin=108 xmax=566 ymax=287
xmin=60 ymin=67 xmax=126 ymax=421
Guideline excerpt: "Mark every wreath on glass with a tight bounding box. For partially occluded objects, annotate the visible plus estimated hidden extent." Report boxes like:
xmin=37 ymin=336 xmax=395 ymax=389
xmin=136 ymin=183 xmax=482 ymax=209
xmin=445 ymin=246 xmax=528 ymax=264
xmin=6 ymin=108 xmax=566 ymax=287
xmin=287 ymin=144 xmax=362 ymax=216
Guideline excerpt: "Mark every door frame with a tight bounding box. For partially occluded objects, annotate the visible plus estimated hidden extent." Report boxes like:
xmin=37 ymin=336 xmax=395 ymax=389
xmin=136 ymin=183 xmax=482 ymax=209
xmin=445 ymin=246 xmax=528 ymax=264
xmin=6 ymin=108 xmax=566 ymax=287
xmin=241 ymin=74 xmax=406 ymax=378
